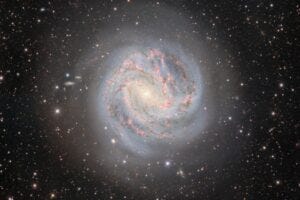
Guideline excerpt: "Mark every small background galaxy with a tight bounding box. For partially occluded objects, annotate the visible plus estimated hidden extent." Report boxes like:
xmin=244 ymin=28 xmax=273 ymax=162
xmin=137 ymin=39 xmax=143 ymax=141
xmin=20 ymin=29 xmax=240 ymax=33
xmin=1 ymin=0 xmax=299 ymax=200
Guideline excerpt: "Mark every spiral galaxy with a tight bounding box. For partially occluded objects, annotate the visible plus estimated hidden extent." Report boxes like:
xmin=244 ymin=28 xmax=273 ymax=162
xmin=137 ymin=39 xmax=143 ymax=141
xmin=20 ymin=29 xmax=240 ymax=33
xmin=99 ymin=44 xmax=203 ymax=155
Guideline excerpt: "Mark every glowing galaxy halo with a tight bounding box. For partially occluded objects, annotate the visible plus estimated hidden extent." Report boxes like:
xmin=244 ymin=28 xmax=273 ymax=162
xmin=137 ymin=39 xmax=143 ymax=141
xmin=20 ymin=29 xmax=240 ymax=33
xmin=60 ymin=3 xmax=238 ymax=177
xmin=98 ymin=42 xmax=205 ymax=156
xmin=77 ymin=4 xmax=228 ymax=163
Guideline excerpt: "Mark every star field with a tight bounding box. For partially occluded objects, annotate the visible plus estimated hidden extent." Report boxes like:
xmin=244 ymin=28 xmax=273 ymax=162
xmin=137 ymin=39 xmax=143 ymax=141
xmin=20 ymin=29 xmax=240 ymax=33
xmin=0 ymin=0 xmax=299 ymax=199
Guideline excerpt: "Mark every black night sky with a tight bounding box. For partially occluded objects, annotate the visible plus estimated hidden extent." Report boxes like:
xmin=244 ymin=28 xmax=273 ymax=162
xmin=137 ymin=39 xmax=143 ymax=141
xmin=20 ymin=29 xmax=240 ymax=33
xmin=1 ymin=1 xmax=299 ymax=200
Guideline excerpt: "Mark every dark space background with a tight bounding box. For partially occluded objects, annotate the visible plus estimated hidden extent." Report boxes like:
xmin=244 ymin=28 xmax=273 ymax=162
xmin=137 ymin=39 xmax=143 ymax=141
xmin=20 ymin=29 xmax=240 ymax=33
xmin=0 ymin=0 xmax=299 ymax=199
